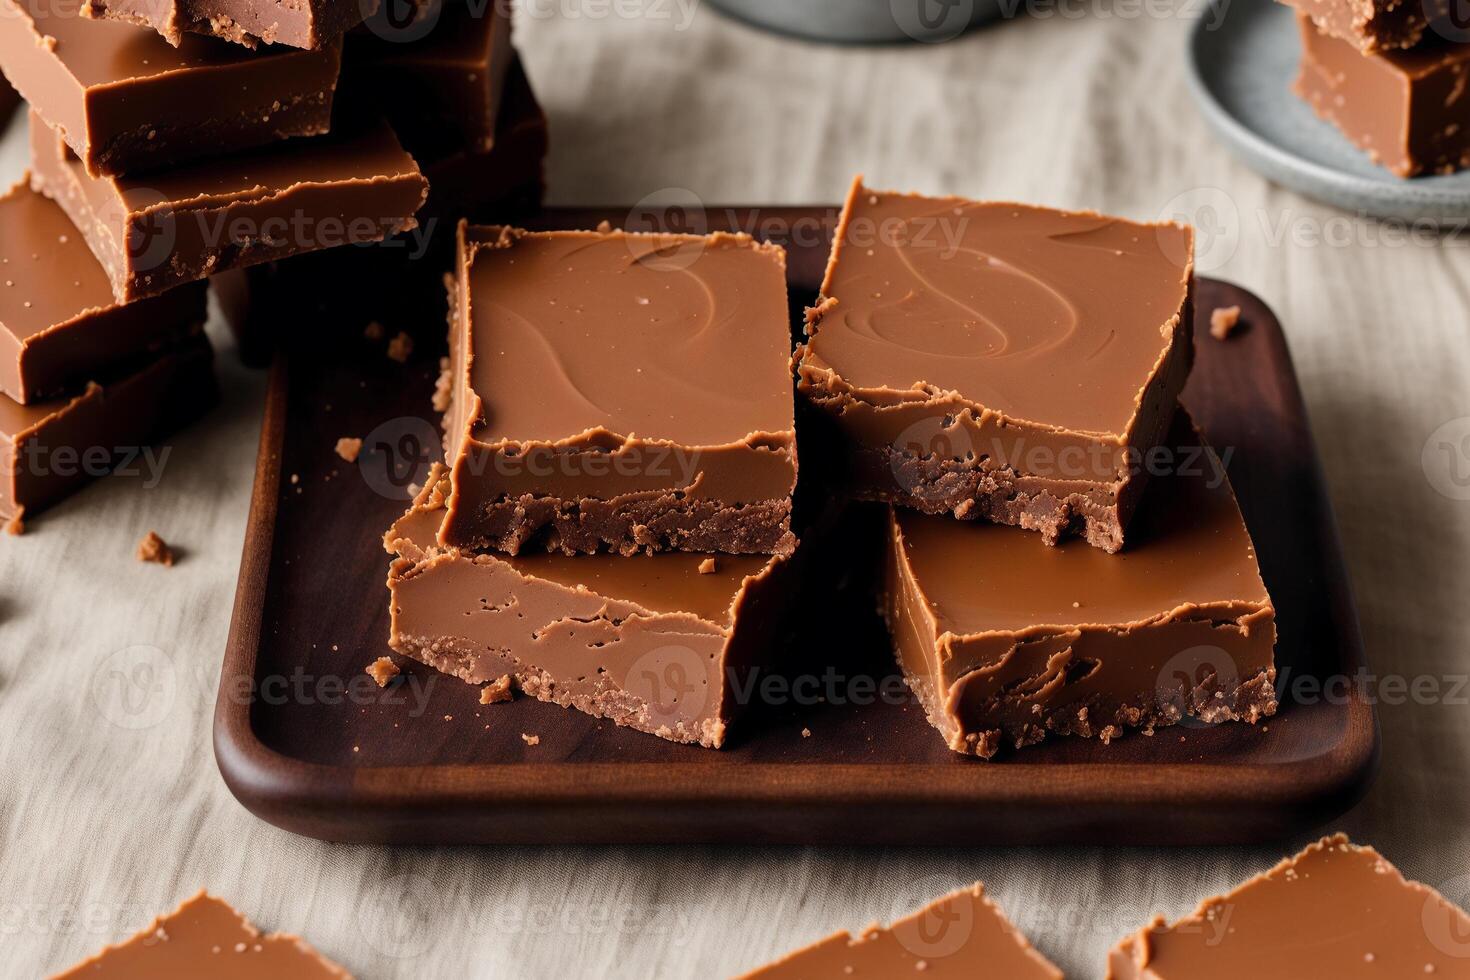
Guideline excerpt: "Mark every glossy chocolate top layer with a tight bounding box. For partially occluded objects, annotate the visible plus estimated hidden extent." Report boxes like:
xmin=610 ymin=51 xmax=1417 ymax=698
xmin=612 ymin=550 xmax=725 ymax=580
xmin=741 ymin=883 xmax=1061 ymax=980
xmin=5 ymin=0 xmax=330 ymax=87
xmin=894 ymin=413 xmax=1268 ymax=635
xmin=52 ymin=892 xmax=348 ymax=979
xmin=804 ymin=178 xmax=1192 ymax=437
xmin=457 ymin=226 xmax=794 ymax=448
xmin=1109 ymin=834 xmax=1470 ymax=979
xmin=0 ymin=180 xmax=118 ymax=343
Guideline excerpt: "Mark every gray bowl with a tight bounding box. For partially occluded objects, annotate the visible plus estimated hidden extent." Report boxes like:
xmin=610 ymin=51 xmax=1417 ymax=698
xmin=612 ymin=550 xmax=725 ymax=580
xmin=1187 ymin=0 xmax=1470 ymax=224
xmin=705 ymin=0 xmax=1006 ymax=43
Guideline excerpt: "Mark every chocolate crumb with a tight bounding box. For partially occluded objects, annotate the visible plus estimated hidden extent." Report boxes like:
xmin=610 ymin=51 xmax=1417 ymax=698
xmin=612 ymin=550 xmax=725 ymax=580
xmin=387 ymin=331 xmax=414 ymax=362
xmin=801 ymin=727 xmax=812 ymax=738
xmin=366 ymin=656 xmax=400 ymax=688
xmin=334 ymin=437 xmax=362 ymax=463
xmin=480 ymin=675 xmax=515 ymax=704
xmin=364 ymin=320 xmax=384 ymax=341
xmin=698 ymin=557 xmax=718 ymax=575
xmin=596 ymin=219 xmax=613 ymax=233
xmin=432 ymin=356 xmax=453 ymax=413
xmin=1210 ymin=305 xmax=1242 ymax=340
xmin=521 ymin=733 xmax=540 ymax=745
xmin=136 ymin=531 xmax=176 ymax=566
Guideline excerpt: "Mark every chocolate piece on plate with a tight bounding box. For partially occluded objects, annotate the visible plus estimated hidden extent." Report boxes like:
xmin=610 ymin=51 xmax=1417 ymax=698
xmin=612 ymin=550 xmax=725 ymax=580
xmin=738 ymin=882 xmax=1062 ymax=979
xmin=0 ymin=0 xmax=341 ymax=177
xmin=0 ymin=179 xmax=207 ymax=403
xmin=82 ymin=0 xmax=368 ymax=49
xmin=1108 ymin=833 xmax=1470 ymax=978
xmin=883 ymin=410 xmax=1277 ymax=758
xmin=1294 ymin=12 xmax=1470 ymax=178
xmin=29 ymin=112 xmax=427 ymax=302
xmin=1 ymin=337 xmax=215 ymax=522
xmin=797 ymin=177 xmax=1194 ymax=553
xmin=51 ymin=891 xmax=350 ymax=979
xmin=437 ymin=221 xmax=798 ymax=557
xmin=384 ymin=466 xmax=791 ymax=748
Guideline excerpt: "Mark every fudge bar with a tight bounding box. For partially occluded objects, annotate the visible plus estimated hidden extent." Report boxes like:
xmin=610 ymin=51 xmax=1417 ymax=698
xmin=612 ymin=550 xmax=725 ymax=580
xmin=798 ymin=178 xmax=1193 ymax=554
xmin=883 ymin=411 xmax=1276 ymax=758
xmin=1295 ymin=12 xmax=1470 ymax=178
xmin=30 ymin=113 xmax=428 ymax=302
xmin=52 ymin=891 xmax=349 ymax=978
xmin=343 ymin=0 xmax=514 ymax=157
xmin=739 ymin=883 xmax=1061 ymax=980
xmin=1 ymin=337 xmax=215 ymax=523
xmin=0 ymin=180 xmax=207 ymax=403
xmin=438 ymin=222 xmax=798 ymax=557
xmin=1108 ymin=834 xmax=1470 ymax=978
xmin=0 ymin=0 xmax=341 ymax=178
xmin=385 ymin=466 xmax=790 ymax=748
xmin=82 ymin=0 xmax=367 ymax=49
xmin=1280 ymin=0 xmax=1435 ymax=52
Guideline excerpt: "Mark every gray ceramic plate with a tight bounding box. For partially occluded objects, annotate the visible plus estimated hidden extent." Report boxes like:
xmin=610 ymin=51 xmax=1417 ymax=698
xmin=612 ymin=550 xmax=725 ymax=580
xmin=705 ymin=0 xmax=1006 ymax=43
xmin=1187 ymin=0 xmax=1470 ymax=224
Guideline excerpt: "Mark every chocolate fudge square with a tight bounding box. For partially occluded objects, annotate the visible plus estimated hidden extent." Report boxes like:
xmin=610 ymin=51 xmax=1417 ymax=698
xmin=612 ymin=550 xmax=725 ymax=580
xmin=0 ymin=0 xmax=341 ymax=177
xmin=1295 ymin=12 xmax=1470 ymax=178
xmin=0 ymin=180 xmax=206 ymax=403
xmin=1109 ymin=834 xmax=1470 ymax=978
xmin=798 ymin=178 xmax=1193 ymax=554
xmin=438 ymin=222 xmax=798 ymax=557
xmin=30 ymin=113 xmax=427 ymax=302
xmin=1280 ymin=0 xmax=1436 ymax=52
xmin=386 ymin=467 xmax=791 ymax=748
xmin=883 ymin=411 xmax=1276 ymax=758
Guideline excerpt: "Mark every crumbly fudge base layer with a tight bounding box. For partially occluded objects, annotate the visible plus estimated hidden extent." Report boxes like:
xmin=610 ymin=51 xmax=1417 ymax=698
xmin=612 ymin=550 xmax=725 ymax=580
xmin=858 ymin=446 xmax=1127 ymax=554
xmin=901 ymin=662 xmax=1278 ymax=760
xmin=1288 ymin=0 xmax=1430 ymax=51
xmin=452 ymin=492 xmax=797 ymax=558
xmin=391 ymin=632 xmax=726 ymax=748
xmin=83 ymin=0 xmax=361 ymax=48
xmin=91 ymin=96 xmax=333 ymax=178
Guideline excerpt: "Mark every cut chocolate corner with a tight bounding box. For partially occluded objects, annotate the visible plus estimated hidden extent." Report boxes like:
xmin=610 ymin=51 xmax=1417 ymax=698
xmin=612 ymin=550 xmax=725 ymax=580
xmin=50 ymin=891 xmax=351 ymax=979
xmin=1107 ymin=833 xmax=1470 ymax=978
xmin=738 ymin=882 xmax=1062 ymax=980
xmin=383 ymin=464 xmax=793 ymax=748
xmin=436 ymin=220 xmax=798 ymax=558
xmin=796 ymin=176 xmax=1194 ymax=554
xmin=81 ymin=0 xmax=368 ymax=49
xmin=883 ymin=406 xmax=1276 ymax=758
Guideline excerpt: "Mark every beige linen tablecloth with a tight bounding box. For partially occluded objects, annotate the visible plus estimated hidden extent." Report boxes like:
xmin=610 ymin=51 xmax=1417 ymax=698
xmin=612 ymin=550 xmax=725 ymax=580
xmin=3 ymin=6 xmax=1468 ymax=977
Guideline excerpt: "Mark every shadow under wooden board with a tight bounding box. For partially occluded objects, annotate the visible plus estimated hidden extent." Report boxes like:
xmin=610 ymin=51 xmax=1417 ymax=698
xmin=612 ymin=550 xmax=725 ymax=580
xmin=216 ymin=206 xmax=1378 ymax=846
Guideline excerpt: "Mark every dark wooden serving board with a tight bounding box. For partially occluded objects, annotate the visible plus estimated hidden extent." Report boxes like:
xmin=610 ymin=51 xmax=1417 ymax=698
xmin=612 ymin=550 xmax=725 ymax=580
xmin=216 ymin=207 xmax=1378 ymax=846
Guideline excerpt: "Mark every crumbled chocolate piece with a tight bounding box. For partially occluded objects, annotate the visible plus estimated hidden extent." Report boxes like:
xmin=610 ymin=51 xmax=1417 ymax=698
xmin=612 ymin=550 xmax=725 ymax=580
xmin=521 ymin=733 xmax=540 ymax=745
xmin=334 ymin=437 xmax=362 ymax=463
xmin=364 ymin=321 xmax=384 ymax=341
xmin=387 ymin=331 xmax=414 ymax=363
xmin=698 ymin=557 xmax=718 ymax=574
xmin=479 ymin=675 xmax=514 ymax=704
xmin=136 ymin=530 xmax=176 ymax=566
xmin=366 ymin=656 xmax=400 ymax=688
xmin=1210 ymin=305 xmax=1242 ymax=340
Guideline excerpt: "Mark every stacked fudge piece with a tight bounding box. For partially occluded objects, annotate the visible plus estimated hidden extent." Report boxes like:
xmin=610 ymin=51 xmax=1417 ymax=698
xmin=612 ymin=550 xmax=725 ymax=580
xmin=798 ymin=178 xmax=1278 ymax=757
xmin=0 ymin=0 xmax=432 ymax=528
xmin=220 ymin=0 xmax=548 ymax=360
xmin=1287 ymin=0 xmax=1470 ymax=176
xmin=383 ymin=223 xmax=800 ymax=748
